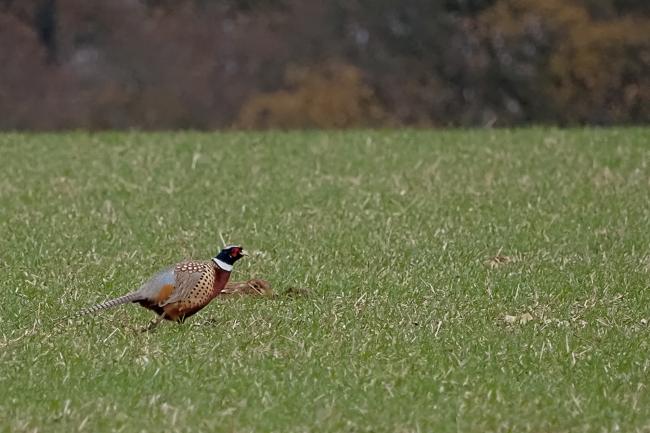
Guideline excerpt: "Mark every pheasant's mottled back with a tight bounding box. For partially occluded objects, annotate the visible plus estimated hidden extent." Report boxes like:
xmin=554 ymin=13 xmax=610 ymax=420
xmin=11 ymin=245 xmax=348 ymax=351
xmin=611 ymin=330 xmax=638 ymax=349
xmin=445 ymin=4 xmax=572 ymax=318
xmin=74 ymin=245 xmax=247 ymax=324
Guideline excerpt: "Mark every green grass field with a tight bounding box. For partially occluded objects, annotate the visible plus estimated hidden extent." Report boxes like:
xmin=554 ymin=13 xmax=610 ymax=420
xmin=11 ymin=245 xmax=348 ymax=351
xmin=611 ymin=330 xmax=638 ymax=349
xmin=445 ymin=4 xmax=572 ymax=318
xmin=1 ymin=129 xmax=649 ymax=433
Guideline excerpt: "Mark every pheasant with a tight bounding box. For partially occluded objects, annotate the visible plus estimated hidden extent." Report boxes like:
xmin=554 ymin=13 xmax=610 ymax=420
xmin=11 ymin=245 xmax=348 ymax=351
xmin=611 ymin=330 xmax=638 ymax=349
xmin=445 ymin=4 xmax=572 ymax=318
xmin=75 ymin=245 xmax=247 ymax=326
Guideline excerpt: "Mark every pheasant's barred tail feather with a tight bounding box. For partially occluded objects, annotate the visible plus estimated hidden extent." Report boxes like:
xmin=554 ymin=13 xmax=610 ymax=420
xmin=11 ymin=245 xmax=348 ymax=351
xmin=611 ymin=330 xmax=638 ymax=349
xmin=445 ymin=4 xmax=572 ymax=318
xmin=74 ymin=293 xmax=141 ymax=318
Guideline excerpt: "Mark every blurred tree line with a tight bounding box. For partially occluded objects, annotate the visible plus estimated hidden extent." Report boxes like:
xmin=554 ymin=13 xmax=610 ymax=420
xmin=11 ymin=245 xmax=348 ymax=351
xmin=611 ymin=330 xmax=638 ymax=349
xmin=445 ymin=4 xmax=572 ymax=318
xmin=0 ymin=0 xmax=648 ymax=129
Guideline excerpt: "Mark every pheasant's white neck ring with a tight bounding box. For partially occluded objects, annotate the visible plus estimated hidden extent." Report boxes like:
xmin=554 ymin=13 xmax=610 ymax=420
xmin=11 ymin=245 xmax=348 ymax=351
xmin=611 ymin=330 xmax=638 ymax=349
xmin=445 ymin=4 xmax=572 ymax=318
xmin=213 ymin=258 xmax=233 ymax=272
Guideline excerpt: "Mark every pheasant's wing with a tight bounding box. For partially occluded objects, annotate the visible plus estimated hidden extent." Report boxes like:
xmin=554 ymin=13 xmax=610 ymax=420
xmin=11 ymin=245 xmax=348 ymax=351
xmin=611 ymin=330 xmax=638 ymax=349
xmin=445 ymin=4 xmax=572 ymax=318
xmin=134 ymin=266 xmax=176 ymax=301
xmin=159 ymin=262 xmax=207 ymax=306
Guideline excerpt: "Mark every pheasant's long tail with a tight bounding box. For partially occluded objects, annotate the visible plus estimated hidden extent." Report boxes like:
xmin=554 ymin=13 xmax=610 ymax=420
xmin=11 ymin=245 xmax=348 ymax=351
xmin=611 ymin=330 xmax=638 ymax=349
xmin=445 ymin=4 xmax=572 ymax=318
xmin=1 ymin=292 xmax=144 ymax=350
xmin=73 ymin=292 xmax=142 ymax=318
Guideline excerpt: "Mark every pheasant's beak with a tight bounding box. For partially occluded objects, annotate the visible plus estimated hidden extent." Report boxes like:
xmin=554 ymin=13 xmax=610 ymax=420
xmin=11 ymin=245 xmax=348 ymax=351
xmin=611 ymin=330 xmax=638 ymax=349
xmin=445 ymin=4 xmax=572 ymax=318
xmin=240 ymin=249 xmax=249 ymax=257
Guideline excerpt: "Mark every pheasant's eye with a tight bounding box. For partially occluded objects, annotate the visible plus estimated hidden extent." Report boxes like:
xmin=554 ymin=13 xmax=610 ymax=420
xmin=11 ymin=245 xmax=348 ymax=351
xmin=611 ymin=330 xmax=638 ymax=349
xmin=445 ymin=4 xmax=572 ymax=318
xmin=230 ymin=247 xmax=241 ymax=257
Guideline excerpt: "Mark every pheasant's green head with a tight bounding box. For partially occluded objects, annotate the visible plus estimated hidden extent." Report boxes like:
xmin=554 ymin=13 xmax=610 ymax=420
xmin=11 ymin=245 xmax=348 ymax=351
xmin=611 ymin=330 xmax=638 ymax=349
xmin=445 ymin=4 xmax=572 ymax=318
xmin=213 ymin=245 xmax=248 ymax=271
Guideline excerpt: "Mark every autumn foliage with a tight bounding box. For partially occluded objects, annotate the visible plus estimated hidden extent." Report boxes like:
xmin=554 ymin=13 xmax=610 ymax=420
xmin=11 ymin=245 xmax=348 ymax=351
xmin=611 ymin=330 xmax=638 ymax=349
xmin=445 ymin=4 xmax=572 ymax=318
xmin=0 ymin=0 xmax=647 ymax=129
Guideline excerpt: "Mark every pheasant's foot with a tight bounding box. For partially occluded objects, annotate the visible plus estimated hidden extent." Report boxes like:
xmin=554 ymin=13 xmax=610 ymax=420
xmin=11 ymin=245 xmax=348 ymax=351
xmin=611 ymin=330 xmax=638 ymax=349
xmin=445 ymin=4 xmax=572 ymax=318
xmin=140 ymin=314 xmax=166 ymax=333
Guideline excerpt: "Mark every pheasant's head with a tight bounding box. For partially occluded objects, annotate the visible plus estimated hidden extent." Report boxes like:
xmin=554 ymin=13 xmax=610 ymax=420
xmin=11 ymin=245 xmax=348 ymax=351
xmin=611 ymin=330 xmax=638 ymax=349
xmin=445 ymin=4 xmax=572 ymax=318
xmin=213 ymin=245 xmax=248 ymax=271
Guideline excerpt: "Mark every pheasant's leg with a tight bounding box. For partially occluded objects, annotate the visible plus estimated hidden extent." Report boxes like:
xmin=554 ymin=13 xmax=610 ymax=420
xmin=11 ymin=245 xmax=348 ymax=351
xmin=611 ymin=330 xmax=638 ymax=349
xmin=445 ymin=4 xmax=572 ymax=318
xmin=141 ymin=313 xmax=166 ymax=332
